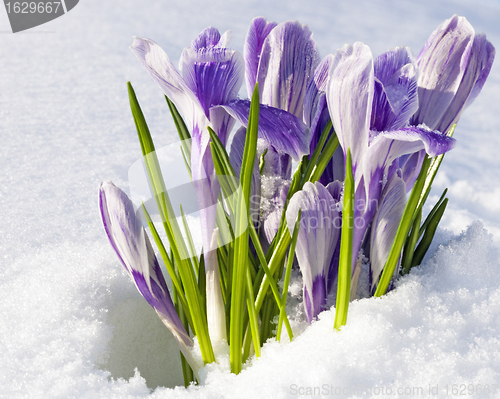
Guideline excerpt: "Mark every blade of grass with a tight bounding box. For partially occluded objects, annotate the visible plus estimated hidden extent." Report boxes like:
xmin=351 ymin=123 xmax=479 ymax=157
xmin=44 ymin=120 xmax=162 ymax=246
xmin=245 ymin=266 xmax=261 ymax=358
xmin=418 ymin=188 xmax=448 ymax=240
xmin=301 ymin=121 xmax=333 ymax=185
xmin=179 ymin=204 xmax=199 ymax=275
xmin=416 ymin=125 xmax=455 ymax=214
xmin=165 ymin=95 xmax=191 ymax=164
xmin=401 ymin=207 xmax=422 ymax=276
xmin=128 ymin=82 xmax=214 ymax=363
xmin=374 ymin=155 xmax=432 ymax=297
xmin=229 ymin=83 xmax=260 ymax=374
xmin=141 ymin=203 xmax=194 ymax=331
xmin=334 ymin=148 xmax=354 ymax=330
xmin=277 ymin=210 xmax=301 ymax=342
xmin=412 ymin=198 xmax=448 ymax=268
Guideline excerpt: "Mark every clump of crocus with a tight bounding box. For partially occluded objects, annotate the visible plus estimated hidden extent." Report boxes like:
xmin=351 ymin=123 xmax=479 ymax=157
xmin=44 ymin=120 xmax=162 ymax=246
xmin=99 ymin=14 xmax=494 ymax=385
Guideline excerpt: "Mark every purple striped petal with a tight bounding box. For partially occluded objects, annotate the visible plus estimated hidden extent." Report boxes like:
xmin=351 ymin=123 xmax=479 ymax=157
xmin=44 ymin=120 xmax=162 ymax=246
xmin=217 ymin=99 xmax=310 ymax=160
xmin=99 ymin=181 xmax=199 ymax=371
xmin=369 ymin=173 xmax=406 ymax=293
xmin=286 ymin=182 xmax=340 ymax=321
xmin=465 ymin=35 xmax=495 ymax=108
xmin=374 ymin=46 xmax=415 ymax=86
xmin=130 ymin=37 xmax=204 ymax=132
xmin=435 ymin=33 xmax=495 ymax=134
xmin=304 ymin=54 xmax=335 ymax=153
xmin=327 ymin=42 xmax=374 ymax=175
xmin=191 ymin=27 xmax=222 ymax=50
xmin=304 ymin=274 xmax=327 ymax=323
xmin=371 ymin=47 xmax=418 ymax=131
xmin=364 ymin=125 xmax=456 ymax=186
xmin=180 ymin=45 xmax=244 ymax=119
xmin=257 ymin=20 xmax=320 ymax=118
xmin=244 ymin=17 xmax=278 ymax=97
xmin=411 ymin=15 xmax=494 ymax=133
xmin=304 ymin=54 xmax=334 ymax=128
xmin=400 ymin=150 xmax=425 ymax=193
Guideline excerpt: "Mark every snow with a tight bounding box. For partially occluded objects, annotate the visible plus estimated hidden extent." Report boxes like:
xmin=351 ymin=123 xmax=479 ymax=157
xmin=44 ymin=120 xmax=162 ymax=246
xmin=1 ymin=0 xmax=500 ymax=397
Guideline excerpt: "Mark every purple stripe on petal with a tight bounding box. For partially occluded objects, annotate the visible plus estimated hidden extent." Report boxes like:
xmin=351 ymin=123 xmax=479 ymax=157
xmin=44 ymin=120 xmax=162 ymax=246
xmin=191 ymin=27 xmax=222 ymax=50
xmin=303 ymin=274 xmax=327 ymax=322
xmin=465 ymin=37 xmax=495 ymax=108
xmin=386 ymin=63 xmax=419 ymax=131
xmin=374 ymin=46 xmax=415 ymax=85
xmin=371 ymin=78 xmax=393 ymax=132
xmin=305 ymin=54 xmax=335 ymax=154
xmin=244 ymin=17 xmax=278 ymax=97
xmin=304 ymin=54 xmax=335 ymax=129
xmin=371 ymin=47 xmax=418 ymax=132
xmin=411 ymin=15 xmax=475 ymax=131
xmin=180 ymin=46 xmax=244 ymax=119
xmin=435 ymin=33 xmax=495 ymax=134
xmin=217 ymin=99 xmax=310 ymax=160
xmin=400 ymin=150 xmax=425 ymax=193
xmin=286 ymin=182 xmax=340 ymax=321
xmin=363 ymin=125 xmax=456 ymax=187
xmin=257 ymin=20 xmax=320 ymax=118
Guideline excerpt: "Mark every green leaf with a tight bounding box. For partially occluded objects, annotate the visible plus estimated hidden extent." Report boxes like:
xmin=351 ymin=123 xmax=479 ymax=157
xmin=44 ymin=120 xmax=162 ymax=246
xmin=128 ymin=82 xmax=215 ymax=364
xmin=229 ymin=83 xmax=260 ymax=374
xmin=401 ymin=207 xmax=422 ymax=276
xmin=179 ymin=204 xmax=199 ymax=275
xmin=412 ymin=197 xmax=448 ymax=268
xmin=173 ymin=288 xmax=195 ymax=387
xmin=418 ymin=188 xmax=448 ymax=240
xmin=310 ymin=126 xmax=339 ymax=183
xmin=334 ymin=148 xmax=354 ymax=330
xmin=416 ymin=125 xmax=455 ymax=213
xmin=165 ymin=95 xmax=191 ymax=165
xmin=302 ymin=120 xmax=333 ymax=185
xmin=277 ymin=210 xmax=301 ymax=342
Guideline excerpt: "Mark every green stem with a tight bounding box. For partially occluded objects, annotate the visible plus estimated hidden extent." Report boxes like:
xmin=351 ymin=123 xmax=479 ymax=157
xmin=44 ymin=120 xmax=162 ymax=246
xmin=334 ymin=148 xmax=354 ymax=330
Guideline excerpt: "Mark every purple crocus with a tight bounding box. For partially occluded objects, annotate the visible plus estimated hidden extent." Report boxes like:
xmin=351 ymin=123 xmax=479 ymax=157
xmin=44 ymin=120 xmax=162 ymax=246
xmin=286 ymin=182 xmax=340 ymax=322
xmin=224 ymin=17 xmax=319 ymax=244
xmin=326 ymin=42 xmax=456 ymax=285
xmin=411 ymin=15 xmax=495 ymax=135
xmin=131 ymin=28 xmax=245 ymax=343
xmin=99 ymin=181 xmax=200 ymax=374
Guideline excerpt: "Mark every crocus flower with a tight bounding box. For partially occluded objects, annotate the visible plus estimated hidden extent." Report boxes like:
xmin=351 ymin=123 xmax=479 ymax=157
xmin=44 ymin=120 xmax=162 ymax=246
xmin=411 ymin=15 xmax=495 ymax=135
xmin=99 ymin=181 xmax=201 ymax=375
xmin=286 ymin=181 xmax=340 ymax=321
xmin=326 ymin=42 xmax=456 ymax=283
xmin=224 ymin=17 xmax=318 ymax=244
xmin=131 ymin=28 xmax=245 ymax=343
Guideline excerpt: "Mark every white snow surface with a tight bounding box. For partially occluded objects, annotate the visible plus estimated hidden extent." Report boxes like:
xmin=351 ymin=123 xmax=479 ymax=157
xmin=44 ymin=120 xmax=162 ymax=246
xmin=1 ymin=0 xmax=500 ymax=397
